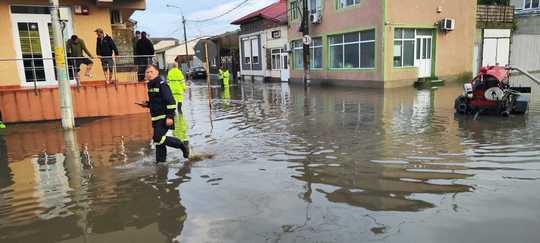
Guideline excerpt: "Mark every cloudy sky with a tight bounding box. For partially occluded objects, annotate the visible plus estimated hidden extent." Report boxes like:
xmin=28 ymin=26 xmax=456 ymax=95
xmin=132 ymin=0 xmax=277 ymax=41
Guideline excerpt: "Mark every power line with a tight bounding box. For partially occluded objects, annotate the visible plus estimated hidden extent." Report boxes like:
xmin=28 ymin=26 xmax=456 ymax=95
xmin=186 ymin=0 xmax=251 ymax=23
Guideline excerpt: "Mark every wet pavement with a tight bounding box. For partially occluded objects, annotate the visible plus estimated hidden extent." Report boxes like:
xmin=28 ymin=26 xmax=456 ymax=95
xmin=1 ymin=80 xmax=540 ymax=243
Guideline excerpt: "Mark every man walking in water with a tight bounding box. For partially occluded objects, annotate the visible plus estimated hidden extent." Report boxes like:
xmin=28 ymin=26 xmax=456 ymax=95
xmin=140 ymin=64 xmax=189 ymax=163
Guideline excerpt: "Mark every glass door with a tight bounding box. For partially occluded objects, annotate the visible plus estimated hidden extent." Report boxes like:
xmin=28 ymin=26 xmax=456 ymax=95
xmin=414 ymin=35 xmax=432 ymax=78
xmin=12 ymin=14 xmax=56 ymax=86
xmin=11 ymin=7 xmax=73 ymax=87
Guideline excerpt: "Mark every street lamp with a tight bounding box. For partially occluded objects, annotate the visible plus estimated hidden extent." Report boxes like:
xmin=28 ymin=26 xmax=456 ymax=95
xmin=166 ymin=4 xmax=191 ymax=70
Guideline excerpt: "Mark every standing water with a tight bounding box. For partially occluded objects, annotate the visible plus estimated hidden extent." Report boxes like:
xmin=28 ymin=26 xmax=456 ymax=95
xmin=1 ymin=82 xmax=540 ymax=243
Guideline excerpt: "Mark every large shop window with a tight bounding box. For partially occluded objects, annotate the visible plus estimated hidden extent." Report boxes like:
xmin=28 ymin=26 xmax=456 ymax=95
xmin=292 ymin=37 xmax=323 ymax=69
xmin=393 ymin=28 xmax=415 ymax=67
xmin=329 ymin=29 xmax=375 ymax=69
xmin=338 ymin=0 xmax=361 ymax=9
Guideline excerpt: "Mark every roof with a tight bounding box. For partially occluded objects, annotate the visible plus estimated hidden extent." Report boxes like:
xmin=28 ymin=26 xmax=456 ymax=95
xmin=155 ymin=37 xmax=205 ymax=55
xmin=149 ymin=37 xmax=179 ymax=43
xmin=231 ymin=0 xmax=287 ymax=25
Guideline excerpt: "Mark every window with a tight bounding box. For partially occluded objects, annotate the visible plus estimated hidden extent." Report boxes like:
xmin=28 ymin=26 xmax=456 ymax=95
xmin=271 ymin=30 xmax=281 ymax=39
xmin=393 ymin=29 xmax=415 ymax=67
xmin=290 ymin=1 xmax=299 ymax=20
xmin=309 ymin=0 xmax=322 ymax=13
xmin=251 ymin=38 xmax=259 ymax=64
xmin=329 ymin=30 xmax=375 ymax=69
xmin=11 ymin=6 xmax=50 ymax=14
xmin=292 ymin=37 xmax=323 ymax=69
xmin=338 ymin=0 xmax=361 ymax=9
xmin=242 ymin=39 xmax=251 ymax=64
xmin=111 ymin=10 xmax=122 ymax=24
xmin=271 ymin=49 xmax=282 ymax=70
xmin=524 ymin=0 xmax=540 ymax=9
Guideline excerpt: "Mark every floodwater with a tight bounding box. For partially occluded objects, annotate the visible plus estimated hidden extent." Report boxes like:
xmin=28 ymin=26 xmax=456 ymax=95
xmin=1 ymin=80 xmax=540 ymax=243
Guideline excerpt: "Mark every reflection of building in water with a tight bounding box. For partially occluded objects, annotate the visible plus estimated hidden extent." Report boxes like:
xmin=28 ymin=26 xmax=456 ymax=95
xmin=284 ymin=85 xmax=473 ymax=211
xmin=4 ymin=114 xmax=153 ymax=164
xmin=2 ymin=140 xmax=190 ymax=243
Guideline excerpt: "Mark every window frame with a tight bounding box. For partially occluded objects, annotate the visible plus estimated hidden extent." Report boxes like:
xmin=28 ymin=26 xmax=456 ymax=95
xmin=328 ymin=29 xmax=375 ymax=69
xmin=393 ymin=28 xmax=416 ymax=68
xmin=271 ymin=30 xmax=281 ymax=39
xmin=337 ymin=0 xmax=361 ymax=9
xmin=291 ymin=37 xmax=323 ymax=70
xmin=242 ymin=38 xmax=251 ymax=64
xmin=271 ymin=48 xmax=282 ymax=70
xmin=524 ymin=0 xmax=540 ymax=9
xmin=250 ymin=38 xmax=259 ymax=64
xmin=290 ymin=1 xmax=299 ymax=20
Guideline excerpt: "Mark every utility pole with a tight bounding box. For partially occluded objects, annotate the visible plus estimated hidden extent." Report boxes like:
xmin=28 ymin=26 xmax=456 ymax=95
xmin=204 ymin=39 xmax=212 ymax=103
xmin=166 ymin=5 xmax=191 ymax=72
xmin=302 ymin=0 xmax=311 ymax=87
xmin=50 ymin=0 xmax=75 ymax=129
xmin=182 ymin=15 xmax=191 ymax=71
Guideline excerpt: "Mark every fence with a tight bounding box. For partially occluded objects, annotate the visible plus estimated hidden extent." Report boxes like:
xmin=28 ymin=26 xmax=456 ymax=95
xmin=0 ymin=55 xmax=156 ymax=92
xmin=477 ymin=5 xmax=514 ymax=28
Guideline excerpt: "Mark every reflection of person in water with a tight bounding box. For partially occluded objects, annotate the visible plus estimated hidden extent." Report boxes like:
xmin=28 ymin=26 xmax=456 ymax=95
xmin=0 ymin=134 xmax=13 ymax=188
xmin=156 ymin=162 xmax=192 ymax=241
xmin=173 ymin=113 xmax=189 ymax=148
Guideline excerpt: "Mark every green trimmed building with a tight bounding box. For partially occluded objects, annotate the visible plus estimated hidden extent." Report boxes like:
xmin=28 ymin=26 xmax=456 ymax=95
xmin=287 ymin=0 xmax=476 ymax=88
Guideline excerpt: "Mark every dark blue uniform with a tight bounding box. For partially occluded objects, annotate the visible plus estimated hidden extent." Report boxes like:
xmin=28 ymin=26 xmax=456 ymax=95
xmin=147 ymin=76 xmax=189 ymax=162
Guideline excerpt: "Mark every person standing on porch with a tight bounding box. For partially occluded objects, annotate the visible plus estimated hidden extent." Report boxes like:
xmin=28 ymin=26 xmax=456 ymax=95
xmin=66 ymin=35 xmax=94 ymax=80
xmin=135 ymin=32 xmax=155 ymax=82
xmin=95 ymin=28 xmax=119 ymax=84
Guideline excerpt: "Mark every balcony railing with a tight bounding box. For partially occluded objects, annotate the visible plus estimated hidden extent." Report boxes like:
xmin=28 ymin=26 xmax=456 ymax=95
xmin=477 ymin=5 xmax=514 ymax=28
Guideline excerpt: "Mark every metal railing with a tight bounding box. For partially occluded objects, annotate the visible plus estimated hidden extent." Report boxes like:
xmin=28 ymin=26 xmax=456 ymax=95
xmin=0 ymin=55 xmax=156 ymax=93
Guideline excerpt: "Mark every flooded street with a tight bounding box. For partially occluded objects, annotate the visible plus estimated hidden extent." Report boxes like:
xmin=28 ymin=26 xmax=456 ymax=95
xmin=1 ymin=81 xmax=540 ymax=243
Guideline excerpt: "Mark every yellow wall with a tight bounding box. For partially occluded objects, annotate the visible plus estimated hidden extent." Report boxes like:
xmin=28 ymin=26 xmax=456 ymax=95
xmin=385 ymin=0 xmax=476 ymax=86
xmin=0 ymin=0 xmax=134 ymax=87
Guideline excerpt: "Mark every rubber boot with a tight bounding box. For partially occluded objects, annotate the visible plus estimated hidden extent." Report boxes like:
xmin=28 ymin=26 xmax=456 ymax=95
xmin=165 ymin=137 xmax=189 ymax=159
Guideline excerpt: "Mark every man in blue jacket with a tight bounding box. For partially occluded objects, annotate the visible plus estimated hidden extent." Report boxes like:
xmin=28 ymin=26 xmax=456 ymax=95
xmin=95 ymin=28 xmax=119 ymax=84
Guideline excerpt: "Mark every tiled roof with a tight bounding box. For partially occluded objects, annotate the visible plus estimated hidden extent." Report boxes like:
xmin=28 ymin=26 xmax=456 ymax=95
xmin=231 ymin=0 xmax=287 ymax=25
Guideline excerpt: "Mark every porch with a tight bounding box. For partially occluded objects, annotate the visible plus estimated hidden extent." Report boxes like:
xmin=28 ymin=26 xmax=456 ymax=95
xmin=0 ymin=81 xmax=148 ymax=123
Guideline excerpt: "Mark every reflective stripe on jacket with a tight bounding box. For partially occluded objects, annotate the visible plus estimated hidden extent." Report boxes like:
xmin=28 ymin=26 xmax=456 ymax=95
xmin=147 ymin=76 xmax=176 ymax=124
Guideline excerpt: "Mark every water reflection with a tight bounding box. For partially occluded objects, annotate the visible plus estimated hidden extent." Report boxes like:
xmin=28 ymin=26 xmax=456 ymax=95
xmin=1 ymin=81 xmax=540 ymax=242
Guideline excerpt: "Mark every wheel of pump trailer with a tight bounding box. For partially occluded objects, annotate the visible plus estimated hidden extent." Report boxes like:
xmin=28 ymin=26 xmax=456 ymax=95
xmin=454 ymin=96 xmax=469 ymax=114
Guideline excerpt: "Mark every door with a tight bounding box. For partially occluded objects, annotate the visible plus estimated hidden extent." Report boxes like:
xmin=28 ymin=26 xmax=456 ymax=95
xmin=280 ymin=53 xmax=289 ymax=82
xmin=482 ymin=29 xmax=511 ymax=67
xmin=414 ymin=35 xmax=432 ymax=78
xmin=11 ymin=8 xmax=73 ymax=86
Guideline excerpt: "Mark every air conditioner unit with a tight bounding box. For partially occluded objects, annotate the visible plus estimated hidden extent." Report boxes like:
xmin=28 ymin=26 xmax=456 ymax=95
xmin=310 ymin=9 xmax=322 ymax=24
xmin=439 ymin=18 xmax=455 ymax=31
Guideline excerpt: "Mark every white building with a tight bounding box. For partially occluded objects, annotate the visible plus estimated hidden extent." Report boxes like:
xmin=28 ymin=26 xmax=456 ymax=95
xmin=231 ymin=0 xmax=289 ymax=82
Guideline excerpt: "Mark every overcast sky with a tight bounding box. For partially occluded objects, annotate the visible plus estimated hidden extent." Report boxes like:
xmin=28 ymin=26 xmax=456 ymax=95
xmin=131 ymin=0 xmax=276 ymax=41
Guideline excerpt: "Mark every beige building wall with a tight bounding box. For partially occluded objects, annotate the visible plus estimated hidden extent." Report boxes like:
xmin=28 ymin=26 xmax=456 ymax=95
xmin=0 ymin=0 xmax=127 ymax=87
xmin=385 ymin=0 xmax=476 ymax=87
xmin=287 ymin=0 xmax=384 ymax=87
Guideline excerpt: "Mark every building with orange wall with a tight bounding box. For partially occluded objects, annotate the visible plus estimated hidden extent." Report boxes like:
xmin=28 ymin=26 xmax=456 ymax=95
xmin=0 ymin=0 xmax=148 ymax=123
